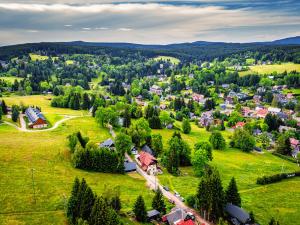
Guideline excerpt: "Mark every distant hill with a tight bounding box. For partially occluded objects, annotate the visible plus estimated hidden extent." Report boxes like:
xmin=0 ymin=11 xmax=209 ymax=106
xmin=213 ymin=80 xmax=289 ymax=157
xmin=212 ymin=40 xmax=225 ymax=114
xmin=271 ymin=36 xmax=300 ymax=45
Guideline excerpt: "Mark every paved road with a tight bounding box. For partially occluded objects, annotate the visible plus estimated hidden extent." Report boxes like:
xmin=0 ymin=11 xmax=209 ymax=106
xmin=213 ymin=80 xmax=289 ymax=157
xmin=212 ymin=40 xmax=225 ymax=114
xmin=125 ymin=153 xmax=210 ymax=225
xmin=3 ymin=115 xmax=82 ymax=132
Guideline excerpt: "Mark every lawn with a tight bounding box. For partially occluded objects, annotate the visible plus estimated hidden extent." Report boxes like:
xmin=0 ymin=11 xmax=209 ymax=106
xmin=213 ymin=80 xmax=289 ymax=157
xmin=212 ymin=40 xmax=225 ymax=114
xmin=153 ymin=56 xmax=180 ymax=65
xmin=2 ymin=95 xmax=88 ymax=124
xmin=0 ymin=76 xmax=23 ymax=84
xmin=0 ymin=117 xmax=154 ymax=225
xmin=239 ymin=62 xmax=300 ymax=76
xmin=29 ymin=54 xmax=49 ymax=61
xmin=152 ymin=125 xmax=300 ymax=225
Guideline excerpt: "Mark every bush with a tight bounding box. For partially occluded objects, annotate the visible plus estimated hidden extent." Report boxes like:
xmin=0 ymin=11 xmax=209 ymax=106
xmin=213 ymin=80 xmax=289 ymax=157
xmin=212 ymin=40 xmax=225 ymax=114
xmin=256 ymin=171 xmax=300 ymax=185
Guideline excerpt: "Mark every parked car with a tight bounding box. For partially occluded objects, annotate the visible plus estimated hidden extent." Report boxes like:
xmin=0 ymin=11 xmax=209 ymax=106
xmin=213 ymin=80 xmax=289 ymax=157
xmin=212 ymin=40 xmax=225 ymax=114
xmin=163 ymin=186 xmax=169 ymax=191
xmin=174 ymin=191 xmax=180 ymax=197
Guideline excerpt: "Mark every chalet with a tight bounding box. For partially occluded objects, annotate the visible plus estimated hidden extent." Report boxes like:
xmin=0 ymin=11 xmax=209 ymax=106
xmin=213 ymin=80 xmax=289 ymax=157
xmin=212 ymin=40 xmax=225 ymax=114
xmin=255 ymin=108 xmax=268 ymax=119
xmin=137 ymin=151 xmax=158 ymax=175
xmin=232 ymin=122 xmax=246 ymax=129
xmin=150 ymin=85 xmax=163 ymax=96
xmin=25 ymin=107 xmax=47 ymax=129
xmin=162 ymin=208 xmax=194 ymax=225
xmin=225 ymin=203 xmax=251 ymax=225
xmin=141 ymin=144 xmax=154 ymax=156
xmin=290 ymin=138 xmax=299 ymax=158
xmin=99 ymin=138 xmax=115 ymax=150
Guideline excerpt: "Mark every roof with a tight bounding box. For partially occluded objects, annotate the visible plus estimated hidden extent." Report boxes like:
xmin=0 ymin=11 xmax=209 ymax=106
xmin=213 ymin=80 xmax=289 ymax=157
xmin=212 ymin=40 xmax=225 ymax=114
xmin=99 ymin=138 xmax=114 ymax=148
xmin=165 ymin=208 xmax=187 ymax=224
xmin=290 ymin=138 xmax=299 ymax=146
xmin=141 ymin=144 xmax=154 ymax=156
xmin=124 ymin=162 xmax=136 ymax=172
xmin=147 ymin=209 xmax=160 ymax=218
xmin=177 ymin=219 xmax=195 ymax=225
xmin=225 ymin=203 xmax=250 ymax=224
xmin=25 ymin=107 xmax=46 ymax=124
xmin=138 ymin=151 xmax=157 ymax=168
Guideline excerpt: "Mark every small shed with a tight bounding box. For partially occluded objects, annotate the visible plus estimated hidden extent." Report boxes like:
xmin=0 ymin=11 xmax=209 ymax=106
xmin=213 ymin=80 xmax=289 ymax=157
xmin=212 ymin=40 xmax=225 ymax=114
xmin=225 ymin=203 xmax=251 ymax=225
xmin=124 ymin=162 xmax=136 ymax=173
xmin=147 ymin=209 xmax=160 ymax=221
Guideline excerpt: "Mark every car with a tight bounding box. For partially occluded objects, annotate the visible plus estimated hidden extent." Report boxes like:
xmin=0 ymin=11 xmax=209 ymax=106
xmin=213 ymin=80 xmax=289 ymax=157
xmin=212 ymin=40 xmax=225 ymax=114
xmin=163 ymin=186 xmax=169 ymax=191
xmin=174 ymin=191 xmax=180 ymax=197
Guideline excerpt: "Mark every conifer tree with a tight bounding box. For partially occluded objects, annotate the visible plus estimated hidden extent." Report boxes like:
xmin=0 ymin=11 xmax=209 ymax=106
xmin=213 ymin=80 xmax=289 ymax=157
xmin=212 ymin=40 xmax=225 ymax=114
xmin=67 ymin=177 xmax=81 ymax=224
xmin=79 ymin=186 xmax=95 ymax=221
xmin=1 ymin=100 xmax=7 ymax=115
xmin=152 ymin=188 xmax=166 ymax=214
xmin=89 ymin=197 xmax=109 ymax=225
xmin=182 ymin=118 xmax=191 ymax=134
xmin=133 ymin=195 xmax=147 ymax=222
xmin=81 ymin=93 xmax=90 ymax=110
xmin=225 ymin=177 xmax=241 ymax=207
xmin=123 ymin=106 xmax=131 ymax=127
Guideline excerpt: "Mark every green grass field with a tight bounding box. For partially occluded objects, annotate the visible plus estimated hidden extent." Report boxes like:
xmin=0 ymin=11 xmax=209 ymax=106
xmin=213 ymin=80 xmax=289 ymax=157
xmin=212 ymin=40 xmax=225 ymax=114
xmin=0 ymin=117 xmax=155 ymax=225
xmin=29 ymin=54 xmax=49 ymax=61
xmin=0 ymin=76 xmax=24 ymax=84
xmin=239 ymin=62 xmax=300 ymax=76
xmin=153 ymin=56 xmax=180 ymax=65
xmin=153 ymin=124 xmax=300 ymax=225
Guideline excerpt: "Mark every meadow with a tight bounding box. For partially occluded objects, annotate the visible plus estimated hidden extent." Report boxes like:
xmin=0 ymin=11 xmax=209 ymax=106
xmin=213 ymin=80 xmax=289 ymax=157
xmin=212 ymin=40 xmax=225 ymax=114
xmin=239 ymin=62 xmax=300 ymax=76
xmin=0 ymin=76 xmax=23 ymax=84
xmin=153 ymin=124 xmax=300 ymax=225
xmin=153 ymin=56 xmax=180 ymax=65
xmin=0 ymin=117 xmax=154 ymax=225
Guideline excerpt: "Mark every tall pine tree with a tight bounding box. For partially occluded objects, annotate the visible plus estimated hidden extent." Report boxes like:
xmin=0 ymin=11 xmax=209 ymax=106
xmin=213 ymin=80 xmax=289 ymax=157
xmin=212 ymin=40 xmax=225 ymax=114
xmin=67 ymin=177 xmax=81 ymax=224
xmin=225 ymin=177 xmax=241 ymax=207
xmin=152 ymin=188 xmax=166 ymax=214
xmin=133 ymin=195 xmax=147 ymax=222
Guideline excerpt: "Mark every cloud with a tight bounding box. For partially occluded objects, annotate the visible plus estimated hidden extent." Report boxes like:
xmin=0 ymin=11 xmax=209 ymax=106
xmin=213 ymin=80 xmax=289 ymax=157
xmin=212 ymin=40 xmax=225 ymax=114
xmin=0 ymin=1 xmax=299 ymax=44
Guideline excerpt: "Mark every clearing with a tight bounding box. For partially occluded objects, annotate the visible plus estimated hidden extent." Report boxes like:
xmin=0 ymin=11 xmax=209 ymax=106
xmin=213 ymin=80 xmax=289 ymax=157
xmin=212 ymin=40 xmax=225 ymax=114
xmin=153 ymin=56 xmax=180 ymax=65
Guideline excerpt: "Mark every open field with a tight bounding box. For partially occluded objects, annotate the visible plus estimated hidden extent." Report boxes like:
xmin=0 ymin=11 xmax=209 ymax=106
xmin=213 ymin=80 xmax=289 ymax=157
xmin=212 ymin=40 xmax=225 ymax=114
xmin=29 ymin=54 xmax=49 ymax=61
xmin=239 ymin=62 xmax=300 ymax=76
xmin=0 ymin=117 xmax=154 ymax=225
xmin=153 ymin=124 xmax=300 ymax=225
xmin=153 ymin=56 xmax=180 ymax=65
xmin=0 ymin=76 xmax=23 ymax=83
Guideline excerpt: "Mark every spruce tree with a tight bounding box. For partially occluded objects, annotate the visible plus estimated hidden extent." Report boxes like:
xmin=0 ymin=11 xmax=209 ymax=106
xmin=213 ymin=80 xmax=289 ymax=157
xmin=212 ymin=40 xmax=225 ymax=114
xmin=89 ymin=197 xmax=109 ymax=225
xmin=1 ymin=100 xmax=7 ymax=115
xmin=67 ymin=177 xmax=81 ymax=224
xmin=152 ymin=188 xmax=166 ymax=214
xmin=81 ymin=93 xmax=90 ymax=110
xmin=225 ymin=177 xmax=241 ymax=206
xmin=182 ymin=118 xmax=191 ymax=134
xmin=133 ymin=195 xmax=147 ymax=222
xmin=79 ymin=186 xmax=95 ymax=221
xmin=123 ymin=106 xmax=131 ymax=128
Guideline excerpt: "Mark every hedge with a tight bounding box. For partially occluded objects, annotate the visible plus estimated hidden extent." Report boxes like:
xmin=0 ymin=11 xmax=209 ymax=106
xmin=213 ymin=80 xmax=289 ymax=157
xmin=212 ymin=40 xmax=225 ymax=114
xmin=257 ymin=171 xmax=300 ymax=185
xmin=272 ymin=152 xmax=298 ymax=164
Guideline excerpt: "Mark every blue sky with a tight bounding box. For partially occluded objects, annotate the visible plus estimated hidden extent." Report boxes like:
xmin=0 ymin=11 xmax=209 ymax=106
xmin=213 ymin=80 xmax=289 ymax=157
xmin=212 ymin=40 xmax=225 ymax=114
xmin=0 ymin=0 xmax=300 ymax=45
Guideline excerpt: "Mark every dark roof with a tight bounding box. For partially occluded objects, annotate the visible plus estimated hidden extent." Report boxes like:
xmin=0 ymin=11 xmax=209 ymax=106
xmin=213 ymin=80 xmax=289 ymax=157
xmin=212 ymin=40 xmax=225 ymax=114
xmin=99 ymin=138 xmax=114 ymax=148
xmin=141 ymin=144 xmax=154 ymax=156
xmin=25 ymin=107 xmax=46 ymax=124
xmin=165 ymin=208 xmax=187 ymax=224
xmin=253 ymin=146 xmax=262 ymax=152
xmin=147 ymin=209 xmax=160 ymax=218
xmin=124 ymin=162 xmax=136 ymax=172
xmin=225 ymin=203 xmax=250 ymax=224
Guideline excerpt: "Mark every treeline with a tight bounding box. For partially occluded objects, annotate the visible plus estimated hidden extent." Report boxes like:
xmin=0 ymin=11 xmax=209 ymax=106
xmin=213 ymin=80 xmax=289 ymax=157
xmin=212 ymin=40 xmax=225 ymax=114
xmin=68 ymin=132 xmax=124 ymax=173
xmin=67 ymin=177 xmax=122 ymax=225
xmin=257 ymin=171 xmax=300 ymax=185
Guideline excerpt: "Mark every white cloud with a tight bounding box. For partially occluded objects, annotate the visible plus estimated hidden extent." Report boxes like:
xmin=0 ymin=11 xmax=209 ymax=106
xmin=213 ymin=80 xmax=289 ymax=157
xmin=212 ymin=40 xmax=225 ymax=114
xmin=118 ymin=28 xmax=132 ymax=31
xmin=64 ymin=24 xmax=72 ymax=27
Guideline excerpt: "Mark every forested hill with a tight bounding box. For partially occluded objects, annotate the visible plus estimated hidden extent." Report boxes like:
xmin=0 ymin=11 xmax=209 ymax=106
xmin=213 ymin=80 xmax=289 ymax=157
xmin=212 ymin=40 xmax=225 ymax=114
xmin=1 ymin=39 xmax=300 ymax=62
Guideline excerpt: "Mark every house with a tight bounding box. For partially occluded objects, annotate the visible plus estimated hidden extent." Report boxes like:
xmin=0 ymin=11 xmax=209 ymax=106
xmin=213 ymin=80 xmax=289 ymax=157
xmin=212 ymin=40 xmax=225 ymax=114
xmin=137 ymin=151 xmax=158 ymax=175
xmin=268 ymin=107 xmax=281 ymax=114
xmin=253 ymin=146 xmax=262 ymax=152
xmin=147 ymin=209 xmax=160 ymax=221
xmin=25 ymin=107 xmax=48 ymax=129
xmin=162 ymin=208 xmax=194 ymax=225
xmin=192 ymin=93 xmax=204 ymax=103
xmin=225 ymin=203 xmax=251 ymax=225
xmin=124 ymin=161 xmax=136 ymax=173
xmin=255 ymin=108 xmax=268 ymax=119
xmin=99 ymin=138 xmax=115 ymax=150
xmin=131 ymin=146 xmax=138 ymax=155
xmin=225 ymin=96 xmax=234 ymax=105
xmin=242 ymin=107 xmax=253 ymax=117
xmin=290 ymin=138 xmax=299 ymax=158
xmin=150 ymin=85 xmax=163 ymax=96
xmin=278 ymin=125 xmax=296 ymax=133
xmin=141 ymin=144 xmax=154 ymax=156
xmin=232 ymin=122 xmax=246 ymax=129
xmin=199 ymin=111 xmax=213 ymax=127
xmin=222 ymin=84 xmax=230 ymax=89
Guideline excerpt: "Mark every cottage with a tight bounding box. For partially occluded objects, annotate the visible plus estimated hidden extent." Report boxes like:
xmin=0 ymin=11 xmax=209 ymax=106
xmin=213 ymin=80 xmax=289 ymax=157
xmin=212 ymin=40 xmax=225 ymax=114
xmin=290 ymin=138 xmax=299 ymax=158
xmin=225 ymin=203 xmax=251 ymax=225
xmin=99 ymin=138 xmax=115 ymax=150
xmin=255 ymin=108 xmax=268 ymax=119
xmin=25 ymin=107 xmax=47 ymax=129
xmin=268 ymin=107 xmax=281 ymax=114
xmin=141 ymin=144 xmax=154 ymax=156
xmin=162 ymin=208 xmax=194 ymax=225
xmin=150 ymin=85 xmax=163 ymax=96
xmin=137 ymin=151 xmax=158 ymax=175
xmin=147 ymin=209 xmax=160 ymax=221
xmin=278 ymin=125 xmax=296 ymax=133
xmin=124 ymin=161 xmax=137 ymax=173
xmin=232 ymin=122 xmax=246 ymax=129
xmin=192 ymin=93 xmax=204 ymax=103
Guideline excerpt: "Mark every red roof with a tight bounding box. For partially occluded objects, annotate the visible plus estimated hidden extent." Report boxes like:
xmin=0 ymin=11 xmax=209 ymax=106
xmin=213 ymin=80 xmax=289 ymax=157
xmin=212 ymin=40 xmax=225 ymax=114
xmin=177 ymin=219 xmax=195 ymax=225
xmin=138 ymin=151 xmax=157 ymax=170
xmin=233 ymin=121 xmax=245 ymax=129
xmin=256 ymin=108 xmax=268 ymax=118
xmin=290 ymin=138 xmax=299 ymax=146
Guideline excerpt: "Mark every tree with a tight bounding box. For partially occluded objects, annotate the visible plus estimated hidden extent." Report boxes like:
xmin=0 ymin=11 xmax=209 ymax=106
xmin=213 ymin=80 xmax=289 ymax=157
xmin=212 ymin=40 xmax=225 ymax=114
xmin=152 ymin=188 xmax=166 ymax=214
xmin=225 ymin=177 xmax=241 ymax=207
xmin=259 ymin=132 xmax=270 ymax=150
xmin=11 ymin=105 xmax=19 ymax=122
xmin=115 ymin=133 xmax=132 ymax=156
xmin=182 ymin=118 xmax=191 ymax=134
xmin=163 ymin=137 xmax=180 ymax=175
xmin=95 ymin=107 xmax=119 ymax=128
xmin=152 ymin=94 xmax=160 ymax=106
xmin=67 ymin=177 xmax=81 ymax=224
xmin=204 ymin=98 xmax=215 ymax=110
xmin=159 ymin=111 xmax=174 ymax=127
xmin=276 ymin=134 xmax=292 ymax=155
xmin=133 ymin=195 xmax=147 ymax=222
xmin=79 ymin=186 xmax=95 ymax=221
xmin=232 ymin=129 xmax=255 ymax=152
xmin=128 ymin=118 xmax=151 ymax=147
xmin=151 ymin=134 xmax=163 ymax=156
xmin=81 ymin=93 xmax=90 ymax=110
xmin=0 ymin=108 xmax=2 ymax=121
xmin=264 ymin=113 xmax=282 ymax=132
xmin=209 ymin=132 xmax=226 ymax=150
xmin=192 ymin=145 xmax=210 ymax=177
xmin=249 ymin=211 xmax=256 ymax=223
xmin=123 ymin=106 xmax=131 ymax=128
xmin=1 ymin=100 xmax=8 ymax=114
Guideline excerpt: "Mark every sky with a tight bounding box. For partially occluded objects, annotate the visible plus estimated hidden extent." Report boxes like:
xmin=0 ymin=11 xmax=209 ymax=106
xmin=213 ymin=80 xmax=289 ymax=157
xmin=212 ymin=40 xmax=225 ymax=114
xmin=0 ymin=0 xmax=300 ymax=45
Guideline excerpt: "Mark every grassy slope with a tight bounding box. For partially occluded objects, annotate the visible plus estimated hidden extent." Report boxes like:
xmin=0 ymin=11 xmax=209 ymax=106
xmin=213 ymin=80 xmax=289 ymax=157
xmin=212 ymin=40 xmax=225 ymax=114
xmin=152 ymin=124 xmax=299 ymax=225
xmin=153 ymin=56 xmax=180 ymax=65
xmin=0 ymin=76 xmax=24 ymax=84
xmin=0 ymin=117 xmax=154 ymax=225
xmin=29 ymin=54 xmax=49 ymax=61
xmin=239 ymin=63 xmax=300 ymax=76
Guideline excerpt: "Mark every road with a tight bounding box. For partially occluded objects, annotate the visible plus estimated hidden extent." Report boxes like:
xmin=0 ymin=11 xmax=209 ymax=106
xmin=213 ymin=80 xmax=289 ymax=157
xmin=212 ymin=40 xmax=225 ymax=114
xmin=3 ymin=115 xmax=82 ymax=132
xmin=125 ymin=153 xmax=210 ymax=225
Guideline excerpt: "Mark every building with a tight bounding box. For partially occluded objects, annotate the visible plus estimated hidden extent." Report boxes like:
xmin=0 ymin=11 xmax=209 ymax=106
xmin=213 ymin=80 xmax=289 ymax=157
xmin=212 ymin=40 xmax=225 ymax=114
xmin=150 ymin=85 xmax=163 ymax=96
xmin=141 ymin=144 xmax=155 ymax=156
xmin=25 ymin=107 xmax=47 ymax=129
xmin=225 ymin=203 xmax=251 ymax=225
xmin=147 ymin=209 xmax=160 ymax=221
xmin=192 ymin=93 xmax=204 ymax=103
xmin=232 ymin=122 xmax=246 ymax=129
xmin=162 ymin=208 xmax=194 ymax=225
xmin=290 ymin=138 xmax=299 ymax=158
xmin=99 ymin=138 xmax=115 ymax=150
xmin=124 ymin=161 xmax=137 ymax=173
xmin=137 ymin=151 xmax=158 ymax=175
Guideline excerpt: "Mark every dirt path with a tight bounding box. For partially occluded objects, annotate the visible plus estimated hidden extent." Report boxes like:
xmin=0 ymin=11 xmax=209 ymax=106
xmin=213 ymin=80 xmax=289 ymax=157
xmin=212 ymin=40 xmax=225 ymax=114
xmin=3 ymin=115 xmax=84 ymax=132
